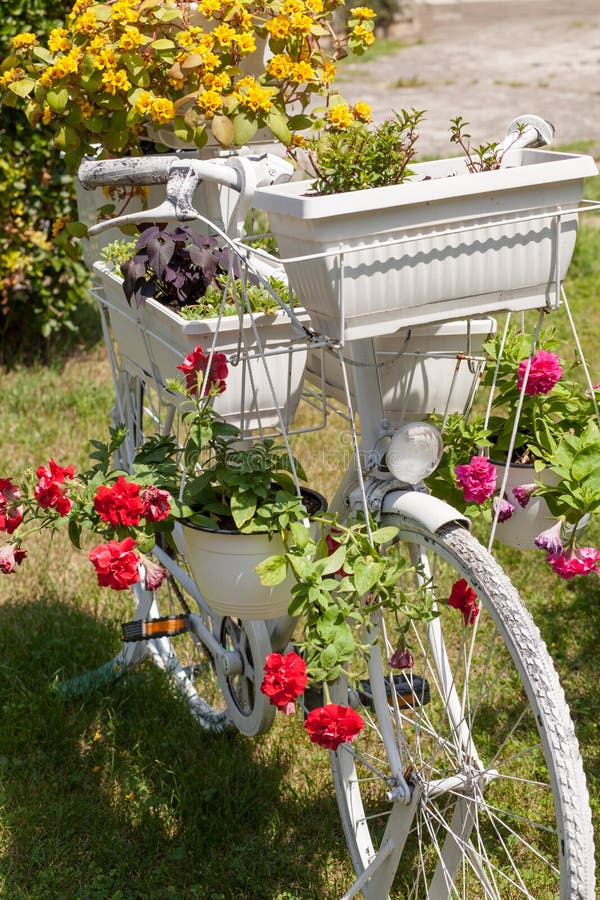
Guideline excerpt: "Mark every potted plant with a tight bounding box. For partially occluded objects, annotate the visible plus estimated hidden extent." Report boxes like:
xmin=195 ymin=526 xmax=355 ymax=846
xmin=0 ymin=0 xmax=378 ymax=172
xmin=95 ymin=224 xmax=309 ymax=430
xmin=251 ymin=113 xmax=598 ymax=341
xmin=424 ymin=326 xmax=600 ymax=575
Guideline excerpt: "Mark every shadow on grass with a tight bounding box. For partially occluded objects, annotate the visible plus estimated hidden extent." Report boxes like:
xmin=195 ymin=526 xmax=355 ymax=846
xmin=0 ymin=599 xmax=349 ymax=899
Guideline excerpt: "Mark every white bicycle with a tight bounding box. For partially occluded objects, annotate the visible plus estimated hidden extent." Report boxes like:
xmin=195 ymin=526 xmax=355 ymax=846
xmin=74 ymin=123 xmax=596 ymax=899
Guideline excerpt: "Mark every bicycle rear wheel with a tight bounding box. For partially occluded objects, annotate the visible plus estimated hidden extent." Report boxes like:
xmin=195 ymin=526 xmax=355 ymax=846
xmin=331 ymin=518 xmax=594 ymax=899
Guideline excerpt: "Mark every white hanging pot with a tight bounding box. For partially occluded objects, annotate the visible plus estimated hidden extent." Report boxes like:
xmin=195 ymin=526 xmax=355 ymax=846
xmin=306 ymin=317 xmax=497 ymax=424
xmin=493 ymin=462 xmax=588 ymax=550
xmin=253 ymin=149 xmax=598 ymax=341
xmin=181 ymin=488 xmax=327 ymax=619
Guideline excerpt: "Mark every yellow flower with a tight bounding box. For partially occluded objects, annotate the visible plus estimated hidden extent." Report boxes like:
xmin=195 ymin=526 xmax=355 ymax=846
xmin=353 ymin=100 xmax=371 ymax=122
xmin=110 ymin=0 xmax=140 ymax=24
xmin=119 ymin=27 xmax=145 ymax=51
xmin=72 ymin=9 xmax=98 ymax=35
xmin=322 ymin=60 xmax=336 ymax=83
xmin=78 ymin=99 xmax=95 ymax=117
xmin=203 ymin=71 xmax=231 ymax=91
xmin=350 ymin=6 xmax=377 ymax=19
xmin=47 ymin=28 xmax=71 ymax=54
xmin=197 ymin=89 xmax=222 ymax=117
xmin=150 ymin=97 xmax=176 ymax=124
xmin=42 ymin=104 xmax=53 ymax=124
xmin=135 ymin=91 xmax=154 ymax=116
xmin=199 ymin=0 xmax=221 ymax=16
xmin=352 ymin=23 xmax=376 ymax=46
xmin=290 ymin=13 xmax=314 ymax=34
xmin=212 ymin=24 xmax=236 ymax=46
xmin=290 ymin=61 xmax=314 ymax=83
xmin=89 ymin=35 xmax=108 ymax=52
xmin=281 ymin=0 xmax=303 ymax=13
xmin=125 ymin=792 xmax=135 ymax=801
xmin=53 ymin=51 xmax=81 ymax=78
xmin=306 ymin=0 xmax=324 ymax=12
xmin=101 ymin=68 xmax=132 ymax=94
xmin=68 ymin=0 xmax=93 ymax=20
xmin=327 ymin=103 xmax=353 ymax=129
xmin=235 ymin=32 xmax=256 ymax=55
xmin=0 ymin=67 xmax=25 ymax=88
xmin=12 ymin=33 xmax=38 ymax=51
xmin=266 ymin=54 xmax=293 ymax=80
xmin=92 ymin=731 xmax=102 ymax=741
xmin=235 ymin=77 xmax=273 ymax=114
xmin=178 ymin=27 xmax=203 ymax=49
xmin=265 ymin=16 xmax=290 ymax=39
xmin=93 ymin=48 xmax=118 ymax=71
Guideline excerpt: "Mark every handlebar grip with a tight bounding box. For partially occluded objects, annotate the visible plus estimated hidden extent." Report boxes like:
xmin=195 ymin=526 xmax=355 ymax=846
xmin=78 ymin=155 xmax=178 ymax=189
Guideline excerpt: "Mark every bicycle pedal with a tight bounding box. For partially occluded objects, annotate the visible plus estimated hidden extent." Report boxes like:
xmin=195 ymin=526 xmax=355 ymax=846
xmin=121 ymin=614 xmax=190 ymax=642
xmin=358 ymin=675 xmax=430 ymax=711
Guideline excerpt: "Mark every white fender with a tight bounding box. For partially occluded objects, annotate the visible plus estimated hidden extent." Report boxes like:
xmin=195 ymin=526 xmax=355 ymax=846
xmin=381 ymin=489 xmax=470 ymax=534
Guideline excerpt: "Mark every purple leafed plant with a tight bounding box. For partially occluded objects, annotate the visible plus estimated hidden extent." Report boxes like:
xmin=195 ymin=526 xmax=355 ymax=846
xmin=120 ymin=224 xmax=244 ymax=311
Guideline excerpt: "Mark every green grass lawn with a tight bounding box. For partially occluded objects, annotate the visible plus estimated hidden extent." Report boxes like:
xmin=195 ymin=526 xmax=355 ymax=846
xmin=0 ymin=182 xmax=599 ymax=898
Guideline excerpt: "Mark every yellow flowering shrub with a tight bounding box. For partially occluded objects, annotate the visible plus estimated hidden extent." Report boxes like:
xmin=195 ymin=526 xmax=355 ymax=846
xmin=0 ymin=0 xmax=376 ymax=171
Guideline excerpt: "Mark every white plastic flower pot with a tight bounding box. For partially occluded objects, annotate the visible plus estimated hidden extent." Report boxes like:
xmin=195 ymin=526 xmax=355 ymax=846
xmin=93 ymin=261 xmax=308 ymax=432
xmin=253 ymin=149 xmax=598 ymax=341
xmin=181 ymin=488 xmax=326 ymax=619
xmin=306 ymin=317 xmax=497 ymax=424
xmin=493 ymin=462 xmax=588 ymax=550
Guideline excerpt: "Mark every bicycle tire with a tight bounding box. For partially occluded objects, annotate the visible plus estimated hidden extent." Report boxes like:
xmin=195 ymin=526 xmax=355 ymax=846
xmin=331 ymin=517 xmax=595 ymax=899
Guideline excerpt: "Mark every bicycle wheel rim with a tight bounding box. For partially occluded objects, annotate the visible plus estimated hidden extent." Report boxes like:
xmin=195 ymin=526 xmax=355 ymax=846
xmin=331 ymin=519 xmax=594 ymax=900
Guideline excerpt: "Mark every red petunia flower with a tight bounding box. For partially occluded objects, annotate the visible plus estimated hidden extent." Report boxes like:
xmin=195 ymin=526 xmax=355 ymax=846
xmin=304 ymin=703 xmax=364 ymax=751
xmin=448 ymin=578 xmax=480 ymax=626
xmin=260 ymin=651 xmax=308 ymax=714
xmin=94 ymin=476 xmax=144 ymax=527
xmin=34 ymin=459 xmax=75 ymax=517
xmin=176 ymin=344 xmax=228 ymax=397
xmin=517 ymin=350 xmax=563 ymax=396
xmin=0 ymin=544 xmax=27 ymax=574
xmin=140 ymin=485 xmax=171 ymax=523
xmin=88 ymin=537 xmax=140 ymax=590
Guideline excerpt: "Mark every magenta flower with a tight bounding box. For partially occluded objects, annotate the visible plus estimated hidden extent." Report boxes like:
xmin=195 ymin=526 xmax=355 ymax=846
xmin=534 ymin=521 xmax=563 ymax=555
xmin=0 ymin=477 xmax=23 ymax=534
xmin=141 ymin=486 xmax=171 ymax=523
xmin=454 ymin=456 xmax=497 ymax=504
xmin=512 ymin=483 xmax=537 ymax=508
xmin=0 ymin=544 xmax=27 ymax=574
xmin=546 ymin=546 xmax=600 ymax=579
xmin=517 ymin=350 xmax=562 ymax=396
xmin=493 ymin=496 xmax=515 ymax=523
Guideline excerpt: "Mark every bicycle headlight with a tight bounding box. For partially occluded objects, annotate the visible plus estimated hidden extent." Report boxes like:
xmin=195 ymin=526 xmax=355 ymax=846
xmin=385 ymin=422 xmax=443 ymax=484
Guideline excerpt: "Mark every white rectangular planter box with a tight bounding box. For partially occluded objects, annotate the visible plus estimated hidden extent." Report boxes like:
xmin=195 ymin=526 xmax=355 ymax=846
xmin=306 ymin=317 xmax=496 ymax=425
xmin=93 ymin=261 xmax=307 ymax=432
xmin=253 ymin=149 xmax=598 ymax=341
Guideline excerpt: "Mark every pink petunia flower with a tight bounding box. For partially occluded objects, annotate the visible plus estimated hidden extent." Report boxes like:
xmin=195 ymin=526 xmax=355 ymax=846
xmin=454 ymin=456 xmax=497 ymax=504
xmin=546 ymin=546 xmax=600 ymax=579
xmin=512 ymin=483 xmax=537 ymax=508
xmin=141 ymin=557 xmax=168 ymax=591
xmin=534 ymin=521 xmax=563 ymax=555
xmin=141 ymin=485 xmax=171 ymax=523
xmin=0 ymin=544 xmax=27 ymax=574
xmin=493 ymin=496 xmax=515 ymax=523
xmin=389 ymin=647 xmax=414 ymax=670
xmin=517 ymin=350 xmax=562 ymax=396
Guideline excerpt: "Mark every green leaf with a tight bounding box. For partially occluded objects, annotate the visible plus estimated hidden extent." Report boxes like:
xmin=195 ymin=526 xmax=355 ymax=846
xmin=319 ymin=544 xmax=346 ymax=575
xmin=255 ymin=554 xmax=288 ymax=586
xmin=232 ymin=112 xmax=258 ymax=146
xmin=8 ymin=78 xmax=36 ymax=98
xmin=369 ymin=526 xmax=399 ymax=545
xmin=150 ymin=38 xmax=176 ymax=51
xmin=230 ymin=491 xmax=257 ymax=530
xmin=353 ymin=557 xmax=384 ymax=596
xmin=266 ymin=109 xmax=291 ymax=146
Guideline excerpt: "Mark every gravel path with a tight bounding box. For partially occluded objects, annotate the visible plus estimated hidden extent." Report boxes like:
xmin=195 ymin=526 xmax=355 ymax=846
xmin=340 ymin=0 xmax=600 ymax=157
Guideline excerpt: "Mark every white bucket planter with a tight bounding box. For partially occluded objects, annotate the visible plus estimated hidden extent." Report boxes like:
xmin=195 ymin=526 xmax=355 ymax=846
xmin=306 ymin=317 xmax=496 ymax=424
xmin=253 ymin=149 xmax=598 ymax=341
xmin=93 ymin=261 xmax=308 ymax=432
xmin=181 ymin=488 xmax=326 ymax=619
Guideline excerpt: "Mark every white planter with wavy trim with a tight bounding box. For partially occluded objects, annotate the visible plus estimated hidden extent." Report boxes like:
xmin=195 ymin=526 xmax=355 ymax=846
xmin=254 ymin=149 xmax=597 ymax=341
xmin=306 ymin=317 xmax=496 ymax=424
xmin=93 ymin=261 xmax=307 ymax=432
